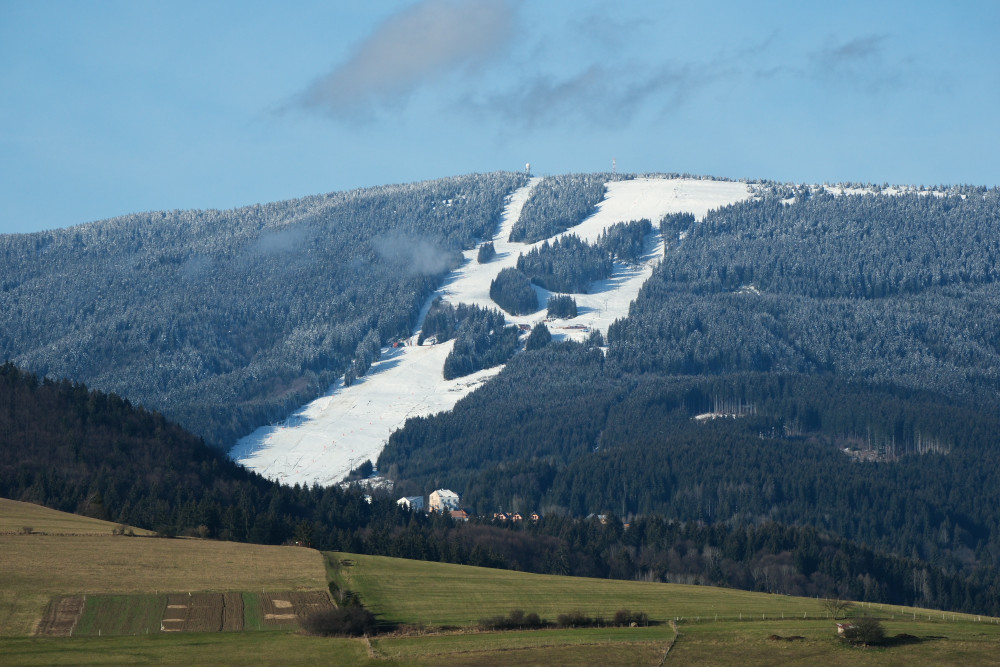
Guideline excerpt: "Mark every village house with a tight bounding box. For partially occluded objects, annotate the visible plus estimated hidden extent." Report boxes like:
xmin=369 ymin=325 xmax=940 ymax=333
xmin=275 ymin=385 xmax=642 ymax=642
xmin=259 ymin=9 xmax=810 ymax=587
xmin=429 ymin=489 xmax=460 ymax=513
xmin=396 ymin=496 xmax=425 ymax=511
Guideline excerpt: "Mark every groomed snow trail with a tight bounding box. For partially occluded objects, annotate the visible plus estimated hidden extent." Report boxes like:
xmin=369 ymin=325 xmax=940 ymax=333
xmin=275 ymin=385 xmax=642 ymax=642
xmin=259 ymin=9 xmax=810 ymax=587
xmin=230 ymin=178 xmax=751 ymax=487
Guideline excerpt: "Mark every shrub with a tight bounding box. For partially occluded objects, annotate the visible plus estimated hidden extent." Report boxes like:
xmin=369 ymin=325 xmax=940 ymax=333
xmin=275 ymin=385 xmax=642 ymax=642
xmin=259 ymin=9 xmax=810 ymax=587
xmin=557 ymin=611 xmax=602 ymax=628
xmin=613 ymin=609 xmax=649 ymax=626
xmin=478 ymin=609 xmax=545 ymax=630
xmin=301 ymin=606 xmax=377 ymax=637
xmin=843 ymin=616 xmax=885 ymax=647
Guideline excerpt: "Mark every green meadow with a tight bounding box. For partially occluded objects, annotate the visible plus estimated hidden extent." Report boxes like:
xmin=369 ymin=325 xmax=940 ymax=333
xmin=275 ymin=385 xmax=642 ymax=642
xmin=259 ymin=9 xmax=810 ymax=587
xmin=3 ymin=501 xmax=1000 ymax=664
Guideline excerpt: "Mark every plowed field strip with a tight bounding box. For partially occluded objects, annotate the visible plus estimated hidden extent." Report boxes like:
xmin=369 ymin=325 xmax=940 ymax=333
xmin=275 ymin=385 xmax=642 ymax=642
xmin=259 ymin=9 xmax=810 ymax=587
xmin=164 ymin=593 xmax=223 ymax=632
xmin=35 ymin=596 xmax=85 ymax=637
xmin=222 ymin=592 xmax=244 ymax=632
xmin=288 ymin=590 xmax=335 ymax=621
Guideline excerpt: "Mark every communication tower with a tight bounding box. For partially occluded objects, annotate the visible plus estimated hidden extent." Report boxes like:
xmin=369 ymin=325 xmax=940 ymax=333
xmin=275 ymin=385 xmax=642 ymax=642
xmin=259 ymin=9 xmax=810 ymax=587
xmin=612 ymin=158 xmax=617 ymax=181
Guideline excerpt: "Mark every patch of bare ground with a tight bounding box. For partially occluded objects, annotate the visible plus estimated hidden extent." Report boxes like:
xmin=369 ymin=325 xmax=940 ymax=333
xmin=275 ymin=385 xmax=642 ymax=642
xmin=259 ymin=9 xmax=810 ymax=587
xmin=288 ymin=591 xmax=335 ymax=623
xmin=162 ymin=593 xmax=225 ymax=632
xmin=260 ymin=595 xmax=299 ymax=627
xmin=35 ymin=596 xmax=85 ymax=637
xmin=257 ymin=591 xmax=334 ymax=628
xmin=221 ymin=592 xmax=244 ymax=631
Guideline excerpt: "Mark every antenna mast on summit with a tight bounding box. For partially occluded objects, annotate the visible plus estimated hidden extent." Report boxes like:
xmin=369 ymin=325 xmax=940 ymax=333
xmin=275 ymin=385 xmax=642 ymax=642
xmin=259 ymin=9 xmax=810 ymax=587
xmin=612 ymin=158 xmax=617 ymax=181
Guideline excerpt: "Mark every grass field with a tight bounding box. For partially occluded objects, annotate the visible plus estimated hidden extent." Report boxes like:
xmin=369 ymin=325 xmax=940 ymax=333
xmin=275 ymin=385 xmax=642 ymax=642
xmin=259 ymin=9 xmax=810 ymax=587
xmin=4 ymin=499 xmax=1000 ymax=664
xmin=331 ymin=551 xmax=983 ymax=628
xmin=0 ymin=631 xmax=373 ymax=665
xmin=73 ymin=594 xmax=167 ymax=637
xmin=333 ymin=552 xmax=1000 ymax=665
xmin=0 ymin=502 xmax=328 ymax=637
xmin=0 ymin=498 xmax=154 ymax=536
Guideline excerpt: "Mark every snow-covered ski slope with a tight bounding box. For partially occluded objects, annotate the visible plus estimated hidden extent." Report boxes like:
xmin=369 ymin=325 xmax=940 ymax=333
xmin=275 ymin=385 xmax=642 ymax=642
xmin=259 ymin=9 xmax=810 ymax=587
xmin=230 ymin=177 xmax=751 ymax=487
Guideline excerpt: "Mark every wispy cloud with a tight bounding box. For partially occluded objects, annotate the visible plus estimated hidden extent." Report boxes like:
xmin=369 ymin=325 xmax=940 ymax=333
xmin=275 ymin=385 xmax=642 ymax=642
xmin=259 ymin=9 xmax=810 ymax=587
xmin=468 ymin=60 xmax=717 ymax=130
xmin=373 ymin=232 xmax=454 ymax=275
xmin=819 ymin=34 xmax=889 ymax=65
xmin=296 ymin=0 xmax=516 ymax=120
xmin=809 ymin=34 xmax=910 ymax=92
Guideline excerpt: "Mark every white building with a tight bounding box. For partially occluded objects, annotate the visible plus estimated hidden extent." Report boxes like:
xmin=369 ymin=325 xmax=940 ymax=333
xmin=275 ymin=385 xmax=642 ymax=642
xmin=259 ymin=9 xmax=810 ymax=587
xmin=396 ymin=495 xmax=425 ymax=511
xmin=429 ymin=489 xmax=460 ymax=512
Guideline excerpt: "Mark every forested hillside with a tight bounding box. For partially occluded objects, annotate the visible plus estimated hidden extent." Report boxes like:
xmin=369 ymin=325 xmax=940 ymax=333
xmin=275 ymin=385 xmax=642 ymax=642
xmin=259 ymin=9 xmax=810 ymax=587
xmin=611 ymin=187 xmax=1000 ymax=398
xmin=507 ymin=174 xmax=607 ymax=242
xmin=379 ymin=185 xmax=1000 ymax=599
xmin=0 ymin=172 xmax=526 ymax=446
xmin=2 ymin=360 xmax=994 ymax=614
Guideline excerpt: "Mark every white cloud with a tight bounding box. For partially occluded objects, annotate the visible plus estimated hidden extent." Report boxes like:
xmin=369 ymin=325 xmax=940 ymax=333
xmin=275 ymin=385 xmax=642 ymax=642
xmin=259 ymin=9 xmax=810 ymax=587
xmin=298 ymin=0 xmax=516 ymax=119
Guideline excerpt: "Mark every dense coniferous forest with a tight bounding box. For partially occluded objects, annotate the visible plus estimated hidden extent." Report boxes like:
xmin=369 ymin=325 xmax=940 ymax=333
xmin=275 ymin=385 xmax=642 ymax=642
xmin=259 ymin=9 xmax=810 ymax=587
xmin=524 ymin=323 xmax=552 ymax=351
xmin=381 ymin=344 xmax=1000 ymax=600
xmin=507 ymin=174 xmax=607 ymax=243
xmin=2 ymin=360 xmax=995 ymax=614
xmin=516 ymin=234 xmax=614 ymax=293
xmin=547 ymin=294 xmax=578 ymax=318
xmin=609 ymin=187 xmax=1000 ymax=397
xmin=0 ymin=173 xmax=527 ymax=447
xmin=441 ymin=306 xmax=521 ymax=380
xmin=489 ymin=267 xmax=539 ymax=315
xmin=598 ymin=219 xmax=653 ymax=263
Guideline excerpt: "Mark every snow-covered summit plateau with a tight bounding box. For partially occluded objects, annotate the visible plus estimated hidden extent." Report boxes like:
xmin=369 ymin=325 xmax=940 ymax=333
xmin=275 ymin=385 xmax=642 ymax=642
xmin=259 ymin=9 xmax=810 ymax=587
xmin=229 ymin=177 xmax=751 ymax=487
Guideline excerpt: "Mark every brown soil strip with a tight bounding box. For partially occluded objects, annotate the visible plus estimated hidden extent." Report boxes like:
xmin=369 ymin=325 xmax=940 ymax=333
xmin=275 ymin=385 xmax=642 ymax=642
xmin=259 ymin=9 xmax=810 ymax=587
xmin=260 ymin=594 xmax=300 ymax=628
xmin=35 ymin=596 xmax=85 ymax=637
xmin=222 ymin=592 xmax=244 ymax=632
xmin=163 ymin=593 xmax=224 ymax=632
xmin=287 ymin=590 xmax=335 ymax=622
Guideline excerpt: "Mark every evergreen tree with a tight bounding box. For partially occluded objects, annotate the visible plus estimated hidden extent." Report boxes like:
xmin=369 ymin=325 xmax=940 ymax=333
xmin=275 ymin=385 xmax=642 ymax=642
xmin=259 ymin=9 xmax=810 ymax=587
xmin=525 ymin=323 xmax=552 ymax=351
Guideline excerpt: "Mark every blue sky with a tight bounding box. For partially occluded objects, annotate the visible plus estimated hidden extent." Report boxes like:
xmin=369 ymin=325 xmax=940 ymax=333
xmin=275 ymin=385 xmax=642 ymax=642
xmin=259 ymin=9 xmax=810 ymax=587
xmin=1 ymin=0 xmax=998 ymax=234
